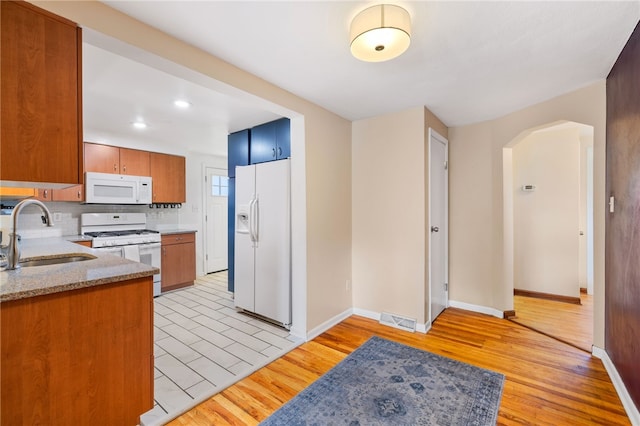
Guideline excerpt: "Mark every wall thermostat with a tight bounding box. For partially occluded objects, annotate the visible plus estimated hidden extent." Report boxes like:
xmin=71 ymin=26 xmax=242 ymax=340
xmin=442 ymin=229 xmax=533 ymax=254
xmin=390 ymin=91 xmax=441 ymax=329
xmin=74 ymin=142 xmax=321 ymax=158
xmin=521 ymin=185 xmax=536 ymax=192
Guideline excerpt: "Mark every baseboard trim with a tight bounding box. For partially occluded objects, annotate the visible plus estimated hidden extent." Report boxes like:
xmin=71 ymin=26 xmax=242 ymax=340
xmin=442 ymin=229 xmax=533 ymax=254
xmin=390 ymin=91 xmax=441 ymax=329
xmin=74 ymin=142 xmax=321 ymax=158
xmin=503 ymin=310 xmax=516 ymax=319
xmin=514 ymin=289 xmax=581 ymax=305
xmin=592 ymin=346 xmax=640 ymax=425
xmin=448 ymin=300 xmax=503 ymax=319
xmin=352 ymin=307 xmax=379 ymax=321
xmin=417 ymin=321 xmax=431 ymax=334
xmin=580 ymin=287 xmax=588 ymax=294
xmin=306 ymin=308 xmax=353 ymax=341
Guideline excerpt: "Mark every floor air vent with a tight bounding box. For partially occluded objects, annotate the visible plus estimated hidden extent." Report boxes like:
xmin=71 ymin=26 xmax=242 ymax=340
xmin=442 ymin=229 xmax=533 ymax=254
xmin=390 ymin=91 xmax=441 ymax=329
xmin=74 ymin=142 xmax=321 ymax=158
xmin=379 ymin=312 xmax=417 ymax=333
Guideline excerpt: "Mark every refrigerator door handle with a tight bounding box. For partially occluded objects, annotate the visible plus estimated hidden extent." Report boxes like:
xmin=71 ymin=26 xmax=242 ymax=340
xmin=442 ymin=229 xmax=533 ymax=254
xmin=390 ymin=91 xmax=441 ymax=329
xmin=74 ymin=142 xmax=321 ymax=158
xmin=248 ymin=197 xmax=256 ymax=243
xmin=252 ymin=196 xmax=259 ymax=246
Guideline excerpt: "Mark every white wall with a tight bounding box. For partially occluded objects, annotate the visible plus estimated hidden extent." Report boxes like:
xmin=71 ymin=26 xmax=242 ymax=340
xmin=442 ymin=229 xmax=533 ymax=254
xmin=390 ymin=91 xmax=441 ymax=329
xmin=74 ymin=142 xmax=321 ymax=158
xmin=352 ymin=107 xmax=426 ymax=323
xmin=512 ymin=127 xmax=581 ymax=298
xmin=183 ymin=151 xmax=227 ymax=277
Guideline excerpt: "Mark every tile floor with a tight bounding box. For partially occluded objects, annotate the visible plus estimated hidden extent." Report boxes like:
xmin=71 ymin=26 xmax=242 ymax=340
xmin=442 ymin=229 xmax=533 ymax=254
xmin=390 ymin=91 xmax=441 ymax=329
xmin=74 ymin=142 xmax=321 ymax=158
xmin=141 ymin=271 xmax=301 ymax=426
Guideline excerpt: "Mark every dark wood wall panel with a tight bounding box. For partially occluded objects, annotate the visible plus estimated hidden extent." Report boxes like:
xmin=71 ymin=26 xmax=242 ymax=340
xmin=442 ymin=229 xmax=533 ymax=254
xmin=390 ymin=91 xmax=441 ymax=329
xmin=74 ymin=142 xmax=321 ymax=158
xmin=606 ymin=19 xmax=640 ymax=410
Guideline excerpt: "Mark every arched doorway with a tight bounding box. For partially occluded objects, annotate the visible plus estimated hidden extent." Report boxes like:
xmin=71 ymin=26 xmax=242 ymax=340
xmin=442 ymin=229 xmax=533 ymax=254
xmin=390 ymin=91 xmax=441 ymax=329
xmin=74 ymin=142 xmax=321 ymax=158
xmin=503 ymin=120 xmax=594 ymax=351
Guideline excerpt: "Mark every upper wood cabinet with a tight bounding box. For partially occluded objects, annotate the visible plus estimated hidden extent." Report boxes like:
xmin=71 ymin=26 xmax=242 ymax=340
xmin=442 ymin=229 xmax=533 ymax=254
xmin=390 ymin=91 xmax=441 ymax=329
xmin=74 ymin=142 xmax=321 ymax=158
xmin=0 ymin=1 xmax=83 ymax=185
xmin=120 ymin=148 xmax=150 ymax=176
xmin=29 ymin=185 xmax=83 ymax=202
xmin=84 ymin=143 xmax=150 ymax=176
xmin=84 ymin=144 xmax=119 ymax=174
xmin=52 ymin=184 xmax=84 ymax=202
xmin=149 ymin=153 xmax=186 ymax=203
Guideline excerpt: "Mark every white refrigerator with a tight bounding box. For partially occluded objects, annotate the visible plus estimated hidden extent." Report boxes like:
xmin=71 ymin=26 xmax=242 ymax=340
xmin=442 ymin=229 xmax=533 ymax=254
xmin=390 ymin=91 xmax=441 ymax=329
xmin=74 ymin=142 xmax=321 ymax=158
xmin=234 ymin=159 xmax=291 ymax=327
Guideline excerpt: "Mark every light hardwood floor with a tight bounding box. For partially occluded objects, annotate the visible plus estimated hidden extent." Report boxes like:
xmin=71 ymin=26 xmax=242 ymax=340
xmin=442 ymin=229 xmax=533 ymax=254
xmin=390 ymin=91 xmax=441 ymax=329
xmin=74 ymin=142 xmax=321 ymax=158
xmin=167 ymin=308 xmax=629 ymax=425
xmin=511 ymin=293 xmax=593 ymax=352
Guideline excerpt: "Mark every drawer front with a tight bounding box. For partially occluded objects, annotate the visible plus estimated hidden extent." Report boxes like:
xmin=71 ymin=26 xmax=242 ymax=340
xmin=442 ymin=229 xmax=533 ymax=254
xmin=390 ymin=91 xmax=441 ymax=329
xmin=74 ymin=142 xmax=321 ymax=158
xmin=161 ymin=232 xmax=195 ymax=245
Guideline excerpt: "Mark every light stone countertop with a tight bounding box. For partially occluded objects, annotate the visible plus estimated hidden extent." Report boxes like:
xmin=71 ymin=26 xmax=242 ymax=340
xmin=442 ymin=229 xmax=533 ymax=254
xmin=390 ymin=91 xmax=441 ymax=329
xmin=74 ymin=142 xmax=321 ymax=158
xmin=64 ymin=234 xmax=94 ymax=243
xmin=0 ymin=238 xmax=158 ymax=302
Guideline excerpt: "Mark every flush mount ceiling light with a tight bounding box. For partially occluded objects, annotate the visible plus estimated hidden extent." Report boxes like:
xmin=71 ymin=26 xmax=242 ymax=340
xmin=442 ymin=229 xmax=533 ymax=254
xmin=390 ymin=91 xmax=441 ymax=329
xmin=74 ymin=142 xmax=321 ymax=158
xmin=173 ymin=99 xmax=191 ymax=108
xmin=132 ymin=121 xmax=147 ymax=129
xmin=350 ymin=4 xmax=411 ymax=62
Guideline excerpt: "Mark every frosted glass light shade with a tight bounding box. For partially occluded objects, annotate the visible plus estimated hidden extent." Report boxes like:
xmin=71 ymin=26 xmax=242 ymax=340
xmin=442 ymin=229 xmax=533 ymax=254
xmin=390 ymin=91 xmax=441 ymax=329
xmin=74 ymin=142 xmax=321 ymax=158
xmin=350 ymin=4 xmax=411 ymax=62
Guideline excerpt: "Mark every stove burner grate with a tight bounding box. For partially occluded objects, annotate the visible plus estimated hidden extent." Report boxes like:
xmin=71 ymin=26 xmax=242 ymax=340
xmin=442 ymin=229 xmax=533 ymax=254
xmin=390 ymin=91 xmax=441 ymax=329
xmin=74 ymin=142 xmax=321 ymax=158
xmin=84 ymin=229 xmax=159 ymax=238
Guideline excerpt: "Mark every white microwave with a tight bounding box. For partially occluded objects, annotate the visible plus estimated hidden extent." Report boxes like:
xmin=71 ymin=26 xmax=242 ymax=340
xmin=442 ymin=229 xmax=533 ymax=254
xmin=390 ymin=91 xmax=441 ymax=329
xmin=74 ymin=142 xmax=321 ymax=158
xmin=84 ymin=172 xmax=152 ymax=205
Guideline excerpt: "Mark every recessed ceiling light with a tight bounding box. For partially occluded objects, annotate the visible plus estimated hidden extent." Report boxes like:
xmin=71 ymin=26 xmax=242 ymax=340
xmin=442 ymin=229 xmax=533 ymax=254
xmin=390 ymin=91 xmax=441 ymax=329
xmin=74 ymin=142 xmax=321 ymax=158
xmin=132 ymin=121 xmax=147 ymax=129
xmin=174 ymin=100 xmax=191 ymax=108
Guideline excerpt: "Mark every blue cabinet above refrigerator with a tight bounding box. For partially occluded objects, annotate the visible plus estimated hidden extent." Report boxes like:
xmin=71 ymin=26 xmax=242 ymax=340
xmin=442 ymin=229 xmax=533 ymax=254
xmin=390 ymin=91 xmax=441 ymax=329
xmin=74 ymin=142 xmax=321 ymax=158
xmin=227 ymin=129 xmax=250 ymax=178
xmin=250 ymin=118 xmax=290 ymax=164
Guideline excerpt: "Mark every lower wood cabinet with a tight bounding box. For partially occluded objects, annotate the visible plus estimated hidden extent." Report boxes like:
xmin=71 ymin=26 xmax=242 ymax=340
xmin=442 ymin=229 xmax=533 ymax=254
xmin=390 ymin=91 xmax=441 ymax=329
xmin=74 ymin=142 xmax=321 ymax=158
xmin=0 ymin=277 xmax=154 ymax=425
xmin=161 ymin=232 xmax=196 ymax=292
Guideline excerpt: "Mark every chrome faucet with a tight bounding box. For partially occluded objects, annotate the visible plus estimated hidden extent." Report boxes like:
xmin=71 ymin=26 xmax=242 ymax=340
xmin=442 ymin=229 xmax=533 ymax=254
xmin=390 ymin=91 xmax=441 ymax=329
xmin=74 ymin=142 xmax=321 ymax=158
xmin=1 ymin=199 xmax=53 ymax=270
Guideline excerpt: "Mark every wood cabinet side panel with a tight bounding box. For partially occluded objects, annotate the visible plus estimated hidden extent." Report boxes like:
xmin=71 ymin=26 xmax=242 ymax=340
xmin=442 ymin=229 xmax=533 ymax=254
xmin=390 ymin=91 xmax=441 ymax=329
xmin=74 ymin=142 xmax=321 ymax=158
xmin=0 ymin=278 xmax=154 ymax=425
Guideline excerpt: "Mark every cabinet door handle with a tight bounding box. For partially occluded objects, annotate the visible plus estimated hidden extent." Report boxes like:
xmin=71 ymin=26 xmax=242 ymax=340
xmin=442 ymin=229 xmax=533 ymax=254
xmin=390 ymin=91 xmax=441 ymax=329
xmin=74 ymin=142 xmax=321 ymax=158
xmin=123 ymin=165 xmax=127 ymax=173
xmin=43 ymin=190 xmax=48 ymax=199
xmin=77 ymin=190 xmax=81 ymax=199
xmin=162 ymin=247 xmax=166 ymax=256
xmin=114 ymin=164 xmax=117 ymax=172
xmin=278 ymin=146 xmax=282 ymax=156
xmin=272 ymin=148 xmax=276 ymax=157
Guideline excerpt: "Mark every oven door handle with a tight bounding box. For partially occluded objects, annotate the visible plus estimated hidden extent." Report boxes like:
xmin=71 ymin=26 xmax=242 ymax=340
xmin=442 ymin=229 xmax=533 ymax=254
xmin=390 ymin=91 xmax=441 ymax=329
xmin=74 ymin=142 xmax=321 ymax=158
xmin=138 ymin=242 xmax=161 ymax=250
xmin=94 ymin=246 xmax=124 ymax=256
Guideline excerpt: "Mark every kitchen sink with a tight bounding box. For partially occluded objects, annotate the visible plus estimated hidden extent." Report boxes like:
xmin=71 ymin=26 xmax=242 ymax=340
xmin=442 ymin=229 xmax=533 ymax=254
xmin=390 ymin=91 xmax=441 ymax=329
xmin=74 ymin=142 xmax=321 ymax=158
xmin=19 ymin=253 xmax=96 ymax=267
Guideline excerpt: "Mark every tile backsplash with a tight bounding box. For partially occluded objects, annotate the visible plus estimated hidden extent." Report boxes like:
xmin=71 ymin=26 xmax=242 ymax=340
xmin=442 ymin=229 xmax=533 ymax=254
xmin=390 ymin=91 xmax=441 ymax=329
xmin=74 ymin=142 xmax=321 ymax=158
xmin=0 ymin=202 xmax=184 ymax=244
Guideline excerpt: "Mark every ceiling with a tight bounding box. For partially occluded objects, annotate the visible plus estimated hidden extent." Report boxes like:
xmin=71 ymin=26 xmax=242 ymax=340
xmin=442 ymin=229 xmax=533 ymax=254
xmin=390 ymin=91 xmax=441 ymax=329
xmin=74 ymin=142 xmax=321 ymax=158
xmin=85 ymin=1 xmax=640 ymax=156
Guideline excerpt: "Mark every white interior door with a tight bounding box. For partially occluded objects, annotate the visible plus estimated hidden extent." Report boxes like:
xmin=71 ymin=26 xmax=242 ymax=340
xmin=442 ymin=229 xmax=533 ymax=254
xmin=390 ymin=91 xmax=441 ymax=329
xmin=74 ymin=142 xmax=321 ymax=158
xmin=205 ymin=168 xmax=229 ymax=273
xmin=429 ymin=129 xmax=449 ymax=323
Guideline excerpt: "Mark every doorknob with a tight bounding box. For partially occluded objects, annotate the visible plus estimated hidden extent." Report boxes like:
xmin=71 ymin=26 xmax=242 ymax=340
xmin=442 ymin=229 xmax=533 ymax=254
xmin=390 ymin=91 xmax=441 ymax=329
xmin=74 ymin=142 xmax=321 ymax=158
xmin=431 ymin=226 xmax=439 ymax=233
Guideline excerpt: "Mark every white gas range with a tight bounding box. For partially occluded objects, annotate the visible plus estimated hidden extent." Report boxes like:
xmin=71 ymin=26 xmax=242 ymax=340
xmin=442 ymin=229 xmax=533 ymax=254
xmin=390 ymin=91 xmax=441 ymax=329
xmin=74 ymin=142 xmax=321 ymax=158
xmin=81 ymin=213 xmax=161 ymax=296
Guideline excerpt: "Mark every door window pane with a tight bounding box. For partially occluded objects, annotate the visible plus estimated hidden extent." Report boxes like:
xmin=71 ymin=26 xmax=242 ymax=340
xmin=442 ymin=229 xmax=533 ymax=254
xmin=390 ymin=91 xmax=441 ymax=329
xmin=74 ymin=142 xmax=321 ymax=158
xmin=211 ymin=175 xmax=229 ymax=197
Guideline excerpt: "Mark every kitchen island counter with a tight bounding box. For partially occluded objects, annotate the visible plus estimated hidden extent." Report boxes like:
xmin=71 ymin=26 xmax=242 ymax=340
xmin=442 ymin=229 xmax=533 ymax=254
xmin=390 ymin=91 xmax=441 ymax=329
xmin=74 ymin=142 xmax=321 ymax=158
xmin=0 ymin=237 xmax=158 ymax=302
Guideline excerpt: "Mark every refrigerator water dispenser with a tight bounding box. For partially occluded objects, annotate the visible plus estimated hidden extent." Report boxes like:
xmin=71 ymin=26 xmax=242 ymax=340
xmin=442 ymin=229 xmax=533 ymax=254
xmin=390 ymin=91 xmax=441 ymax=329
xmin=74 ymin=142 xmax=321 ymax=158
xmin=236 ymin=205 xmax=250 ymax=234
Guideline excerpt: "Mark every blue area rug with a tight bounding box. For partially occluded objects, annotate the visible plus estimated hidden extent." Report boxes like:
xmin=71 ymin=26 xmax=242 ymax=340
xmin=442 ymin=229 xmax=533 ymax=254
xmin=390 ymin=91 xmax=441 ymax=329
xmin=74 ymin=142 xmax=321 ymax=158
xmin=261 ymin=336 xmax=504 ymax=426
